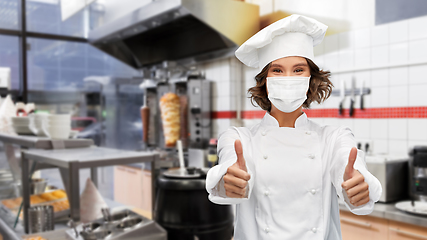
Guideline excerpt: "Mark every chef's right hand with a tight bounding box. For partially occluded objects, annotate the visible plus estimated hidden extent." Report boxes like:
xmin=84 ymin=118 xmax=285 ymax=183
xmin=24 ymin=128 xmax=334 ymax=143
xmin=224 ymin=139 xmax=251 ymax=198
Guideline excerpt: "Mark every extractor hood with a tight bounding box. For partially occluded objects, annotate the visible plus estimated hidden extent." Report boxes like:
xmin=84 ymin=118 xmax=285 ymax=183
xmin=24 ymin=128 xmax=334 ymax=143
xmin=88 ymin=0 xmax=259 ymax=69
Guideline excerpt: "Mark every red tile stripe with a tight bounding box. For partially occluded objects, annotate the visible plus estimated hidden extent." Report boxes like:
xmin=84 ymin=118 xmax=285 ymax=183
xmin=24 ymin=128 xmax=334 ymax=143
xmin=211 ymin=111 xmax=237 ymax=119
xmin=211 ymin=107 xmax=427 ymax=119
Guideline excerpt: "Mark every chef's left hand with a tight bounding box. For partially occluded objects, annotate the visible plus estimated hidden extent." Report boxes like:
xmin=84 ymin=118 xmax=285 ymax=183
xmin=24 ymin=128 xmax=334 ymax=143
xmin=341 ymin=147 xmax=370 ymax=207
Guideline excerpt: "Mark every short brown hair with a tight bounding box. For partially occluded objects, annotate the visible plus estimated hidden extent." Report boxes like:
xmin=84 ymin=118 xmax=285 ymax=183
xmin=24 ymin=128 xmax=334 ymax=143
xmin=248 ymin=58 xmax=332 ymax=111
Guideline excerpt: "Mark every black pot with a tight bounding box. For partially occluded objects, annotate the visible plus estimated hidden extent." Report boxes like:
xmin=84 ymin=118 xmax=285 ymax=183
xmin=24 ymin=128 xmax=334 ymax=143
xmin=154 ymin=168 xmax=233 ymax=240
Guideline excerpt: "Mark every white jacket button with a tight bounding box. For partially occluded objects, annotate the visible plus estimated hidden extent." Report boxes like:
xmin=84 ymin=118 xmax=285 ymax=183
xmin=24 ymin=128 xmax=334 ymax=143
xmin=308 ymin=154 xmax=315 ymax=159
xmin=263 ymin=155 xmax=268 ymax=159
xmin=264 ymin=227 xmax=270 ymax=233
xmin=262 ymin=131 xmax=267 ymax=136
xmin=310 ymin=189 xmax=316 ymax=195
xmin=264 ymin=191 xmax=269 ymax=196
xmin=305 ymin=131 xmax=311 ymax=135
xmin=311 ymin=227 xmax=317 ymax=233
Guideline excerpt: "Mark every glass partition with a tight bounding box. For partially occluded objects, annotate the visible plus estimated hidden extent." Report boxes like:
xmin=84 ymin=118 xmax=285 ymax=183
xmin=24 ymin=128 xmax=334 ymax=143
xmin=0 ymin=0 xmax=20 ymax=30
xmin=26 ymin=0 xmax=103 ymax=37
xmin=0 ymin=35 xmax=20 ymax=90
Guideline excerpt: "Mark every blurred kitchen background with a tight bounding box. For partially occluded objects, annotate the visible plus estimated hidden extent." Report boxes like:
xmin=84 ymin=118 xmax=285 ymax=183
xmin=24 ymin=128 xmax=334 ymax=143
xmin=0 ymin=0 xmax=426 ymax=239
xmin=0 ymin=0 xmax=426 ymax=211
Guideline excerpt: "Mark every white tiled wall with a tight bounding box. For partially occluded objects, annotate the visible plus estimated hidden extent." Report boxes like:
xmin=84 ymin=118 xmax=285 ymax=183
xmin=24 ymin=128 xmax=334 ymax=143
xmin=200 ymin=58 xmax=244 ymax=138
xmin=313 ymin=15 xmax=427 ymax=156
xmin=201 ymin=14 xmax=427 ymax=157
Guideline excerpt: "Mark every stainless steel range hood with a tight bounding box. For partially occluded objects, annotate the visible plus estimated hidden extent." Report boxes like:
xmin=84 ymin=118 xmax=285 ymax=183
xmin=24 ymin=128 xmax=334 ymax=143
xmin=88 ymin=0 xmax=259 ymax=69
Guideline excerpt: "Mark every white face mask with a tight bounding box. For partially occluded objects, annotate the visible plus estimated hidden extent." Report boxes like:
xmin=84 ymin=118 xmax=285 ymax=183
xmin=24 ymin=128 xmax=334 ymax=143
xmin=266 ymin=76 xmax=310 ymax=113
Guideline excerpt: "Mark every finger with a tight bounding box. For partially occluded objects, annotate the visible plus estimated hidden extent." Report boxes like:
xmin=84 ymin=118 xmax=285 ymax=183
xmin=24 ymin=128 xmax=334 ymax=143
xmin=225 ymin=190 xmax=244 ymax=198
xmin=349 ymin=189 xmax=369 ymax=205
xmin=353 ymin=196 xmax=370 ymax=207
xmin=223 ymin=174 xmax=248 ymax=188
xmin=345 ymin=147 xmax=358 ymax=179
xmin=234 ymin=140 xmax=247 ymax=172
xmin=224 ymin=182 xmax=246 ymax=196
xmin=227 ymin=166 xmax=251 ymax=181
xmin=342 ymin=171 xmax=365 ymax=190
xmin=346 ymin=182 xmax=369 ymax=198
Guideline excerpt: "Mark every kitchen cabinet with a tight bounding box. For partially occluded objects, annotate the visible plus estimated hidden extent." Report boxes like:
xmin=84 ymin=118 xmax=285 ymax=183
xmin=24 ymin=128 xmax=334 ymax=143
xmin=388 ymin=220 xmax=427 ymax=240
xmin=340 ymin=211 xmax=388 ymax=240
xmin=114 ymin=165 xmax=152 ymax=214
xmin=340 ymin=211 xmax=427 ymax=240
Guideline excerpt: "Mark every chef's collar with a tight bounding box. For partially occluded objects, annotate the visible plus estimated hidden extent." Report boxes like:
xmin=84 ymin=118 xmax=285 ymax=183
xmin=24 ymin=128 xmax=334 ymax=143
xmin=263 ymin=111 xmax=308 ymax=128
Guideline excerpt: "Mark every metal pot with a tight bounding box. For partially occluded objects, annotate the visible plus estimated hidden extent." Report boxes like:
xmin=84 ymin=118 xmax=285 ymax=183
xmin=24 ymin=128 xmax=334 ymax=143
xmin=30 ymin=178 xmax=47 ymax=195
xmin=154 ymin=168 xmax=233 ymax=240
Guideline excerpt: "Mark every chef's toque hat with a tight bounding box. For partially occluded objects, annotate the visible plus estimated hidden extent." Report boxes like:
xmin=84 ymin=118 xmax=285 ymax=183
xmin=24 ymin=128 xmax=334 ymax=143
xmin=235 ymin=14 xmax=328 ymax=70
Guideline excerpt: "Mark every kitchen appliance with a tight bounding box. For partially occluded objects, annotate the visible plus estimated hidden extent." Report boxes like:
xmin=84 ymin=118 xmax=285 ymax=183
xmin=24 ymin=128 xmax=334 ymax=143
xmin=145 ymin=85 xmax=160 ymax=147
xmin=88 ymin=0 xmax=259 ymax=68
xmin=30 ymin=178 xmax=47 ymax=194
xmin=187 ymin=77 xmax=211 ymax=149
xmin=145 ymin=72 xmax=211 ymax=153
xmin=409 ymin=146 xmax=427 ymax=202
xmin=366 ymin=155 xmax=408 ymax=203
xmin=65 ymin=209 xmax=167 ymax=240
xmin=155 ymin=168 xmax=233 ymax=240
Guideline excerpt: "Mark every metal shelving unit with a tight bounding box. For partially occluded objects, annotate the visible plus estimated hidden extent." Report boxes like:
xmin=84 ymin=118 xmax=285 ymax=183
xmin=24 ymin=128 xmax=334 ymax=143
xmin=0 ymin=133 xmax=93 ymax=149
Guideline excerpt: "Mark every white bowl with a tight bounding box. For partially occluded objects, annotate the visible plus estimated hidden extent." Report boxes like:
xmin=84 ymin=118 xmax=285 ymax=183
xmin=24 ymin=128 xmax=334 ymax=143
xmin=12 ymin=122 xmax=30 ymax=127
xmin=29 ymin=115 xmax=47 ymax=137
xmin=11 ymin=116 xmax=30 ymax=124
xmin=47 ymin=119 xmax=71 ymax=126
xmin=43 ymin=125 xmax=71 ymax=139
xmin=13 ymin=125 xmax=33 ymax=135
xmin=48 ymin=114 xmax=71 ymax=122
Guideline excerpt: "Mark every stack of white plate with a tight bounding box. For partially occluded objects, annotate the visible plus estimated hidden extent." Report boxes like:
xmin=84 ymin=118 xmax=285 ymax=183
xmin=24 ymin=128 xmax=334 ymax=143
xmin=29 ymin=113 xmax=49 ymax=136
xmin=11 ymin=116 xmax=33 ymax=135
xmin=42 ymin=114 xmax=71 ymax=139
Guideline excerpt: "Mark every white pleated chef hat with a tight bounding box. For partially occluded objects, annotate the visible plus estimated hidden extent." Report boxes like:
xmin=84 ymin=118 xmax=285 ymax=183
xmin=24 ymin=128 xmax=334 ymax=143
xmin=235 ymin=14 xmax=328 ymax=70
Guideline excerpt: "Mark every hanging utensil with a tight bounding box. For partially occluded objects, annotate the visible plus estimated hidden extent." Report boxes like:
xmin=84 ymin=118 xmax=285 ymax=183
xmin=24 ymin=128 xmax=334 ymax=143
xmin=349 ymin=78 xmax=355 ymax=117
xmin=339 ymin=80 xmax=345 ymax=116
xmin=360 ymin=80 xmax=365 ymax=110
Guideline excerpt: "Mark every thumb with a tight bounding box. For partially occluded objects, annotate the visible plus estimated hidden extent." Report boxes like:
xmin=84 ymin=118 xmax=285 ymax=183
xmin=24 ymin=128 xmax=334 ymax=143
xmin=234 ymin=139 xmax=247 ymax=172
xmin=344 ymin=147 xmax=357 ymax=180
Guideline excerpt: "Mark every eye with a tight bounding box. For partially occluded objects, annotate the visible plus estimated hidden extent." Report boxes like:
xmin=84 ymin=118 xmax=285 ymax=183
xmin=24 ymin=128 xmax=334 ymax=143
xmin=294 ymin=68 xmax=304 ymax=73
xmin=272 ymin=68 xmax=283 ymax=73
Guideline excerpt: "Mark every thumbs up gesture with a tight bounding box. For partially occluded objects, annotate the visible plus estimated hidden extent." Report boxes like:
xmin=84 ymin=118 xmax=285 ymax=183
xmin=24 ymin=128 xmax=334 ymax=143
xmin=224 ymin=140 xmax=251 ymax=198
xmin=341 ymin=147 xmax=370 ymax=206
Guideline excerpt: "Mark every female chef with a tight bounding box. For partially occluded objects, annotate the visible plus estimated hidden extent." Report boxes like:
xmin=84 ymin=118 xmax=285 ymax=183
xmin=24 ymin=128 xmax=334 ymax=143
xmin=205 ymin=14 xmax=382 ymax=240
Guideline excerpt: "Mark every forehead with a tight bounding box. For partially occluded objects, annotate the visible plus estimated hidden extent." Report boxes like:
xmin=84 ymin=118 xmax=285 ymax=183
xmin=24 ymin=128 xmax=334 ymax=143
xmin=270 ymin=56 xmax=307 ymax=66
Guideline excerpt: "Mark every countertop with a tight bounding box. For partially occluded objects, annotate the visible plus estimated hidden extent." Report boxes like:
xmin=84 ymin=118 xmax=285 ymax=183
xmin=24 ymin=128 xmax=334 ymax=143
xmin=0 ymin=198 xmax=126 ymax=240
xmin=339 ymin=200 xmax=427 ymax=227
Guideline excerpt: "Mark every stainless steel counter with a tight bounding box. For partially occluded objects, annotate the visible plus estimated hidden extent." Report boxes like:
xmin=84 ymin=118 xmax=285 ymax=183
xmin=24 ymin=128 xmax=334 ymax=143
xmin=0 ymin=198 xmax=126 ymax=239
xmin=0 ymin=133 xmax=93 ymax=149
xmin=339 ymin=201 xmax=427 ymax=227
xmin=21 ymin=147 xmax=159 ymax=233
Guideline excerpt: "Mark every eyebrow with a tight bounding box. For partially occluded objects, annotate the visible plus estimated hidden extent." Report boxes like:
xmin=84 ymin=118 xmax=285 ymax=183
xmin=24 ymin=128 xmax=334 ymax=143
xmin=270 ymin=63 xmax=309 ymax=68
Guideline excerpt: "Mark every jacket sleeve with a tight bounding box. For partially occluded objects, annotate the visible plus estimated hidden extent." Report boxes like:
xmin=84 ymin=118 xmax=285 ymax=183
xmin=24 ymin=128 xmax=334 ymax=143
xmin=205 ymin=127 xmax=255 ymax=205
xmin=330 ymin=127 xmax=382 ymax=215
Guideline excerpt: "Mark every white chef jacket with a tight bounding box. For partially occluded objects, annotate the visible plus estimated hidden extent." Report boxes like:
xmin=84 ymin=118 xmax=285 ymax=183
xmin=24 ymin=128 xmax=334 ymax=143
xmin=206 ymin=112 xmax=382 ymax=240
